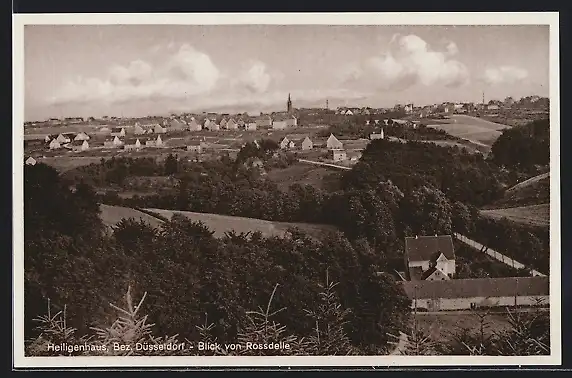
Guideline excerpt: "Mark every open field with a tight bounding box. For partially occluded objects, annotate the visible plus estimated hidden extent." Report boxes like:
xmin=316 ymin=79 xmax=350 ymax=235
xmin=419 ymin=140 xmax=490 ymax=154
xmin=427 ymin=115 xmax=510 ymax=147
xmin=99 ymin=204 xmax=164 ymax=230
xmin=267 ymin=162 xmax=343 ymax=191
xmin=144 ymin=207 xmax=337 ymax=239
xmin=39 ymin=156 xmax=109 ymax=172
xmin=414 ymin=312 xmax=513 ymax=343
xmin=479 ymin=204 xmax=549 ymax=228
xmin=506 ymin=172 xmax=550 ymax=194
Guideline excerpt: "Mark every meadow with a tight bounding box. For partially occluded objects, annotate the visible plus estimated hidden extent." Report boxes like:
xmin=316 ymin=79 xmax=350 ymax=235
xmin=479 ymin=204 xmax=549 ymax=228
xmin=426 ymin=115 xmax=510 ymax=147
xmin=143 ymin=207 xmax=337 ymax=239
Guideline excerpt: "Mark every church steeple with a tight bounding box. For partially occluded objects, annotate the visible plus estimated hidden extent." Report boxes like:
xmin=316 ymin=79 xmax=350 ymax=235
xmin=287 ymin=93 xmax=292 ymax=113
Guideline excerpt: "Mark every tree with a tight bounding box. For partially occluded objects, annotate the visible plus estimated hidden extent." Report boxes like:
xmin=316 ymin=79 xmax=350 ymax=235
xmin=451 ymin=201 xmax=474 ymax=234
xmin=164 ymin=153 xmax=178 ymax=176
xmin=399 ymin=185 xmax=452 ymax=236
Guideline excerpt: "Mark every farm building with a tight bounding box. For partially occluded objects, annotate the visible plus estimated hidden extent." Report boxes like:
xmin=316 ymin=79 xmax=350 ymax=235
xmin=245 ymin=122 xmax=257 ymax=131
xmin=256 ymin=115 xmax=273 ymax=127
xmin=25 ymin=156 xmax=37 ymax=166
xmin=74 ymin=132 xmax=90 ymax=141
xmin=49 ymin=139 xmax=61 ymax=150
xmin=111 ymin=127 xmax=126 ymax=137
xmin=104 ymin=136 xmax=124 ymax=148
xmin=154 ymin=124 xmax=167 ymax=134
xmin=272 ymin=114 xmax=297 ymax=129
xmin=170 ymin=119 xmax=187 ymax=131
xmin=401 ymin=276 xmax=549 ymax=311
xmin=301 ymin=136 xmax=313 ymax=150
xmin=219 ymin=118 xmax=228 ymax=129
xmin=44 ymin=135 xmax=52 ymax=142
xmin=370 ymin=129 xmax=384 ymax=140
xmin=404 ymin=235 xmax=456 ymax=280
xmin=279 ymin=137 xmax=290 ymax=149
xmin=345 ymin=109 xmax=354 ymax=116
xmin=56 ymin=133 xmax=71 ymax=144
xmin=330 ymin=149 xmax=347 ymax=162
xmin=124 ymin=138 xmax=143 ymax=151
xmin=203 ymin=119 xmax=213 ymax=130
xmin=68 ymin=140 xmax=90 ymax=152
xmin=187 ymin=140 xmax=205 ymax=153
xmin=188 ymin=119 xmax=202 ymax=131
xmin=145 ymin=135 xmax=164 ymax=147
xmin=99 ymin=126 xmax=111 ymax=134
xmin=133 ymin=124 xmax=146 ymax=135
xmin=326 ymin=134 xmax=343 ymax=150
xmin=226 ymin=119 xmax=238 ymax=130
xmin=237 ymin=118 xmax=246 ymax=128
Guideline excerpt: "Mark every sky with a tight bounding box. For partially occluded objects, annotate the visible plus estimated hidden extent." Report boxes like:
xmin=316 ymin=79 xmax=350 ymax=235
xmin=24 ymin=24 xmax=549 ymax=121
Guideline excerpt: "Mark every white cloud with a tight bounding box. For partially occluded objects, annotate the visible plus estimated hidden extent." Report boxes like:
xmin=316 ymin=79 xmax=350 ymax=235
xmin=343 ymin=33 xmax=469 ymax=91
xmin=49 ymin=43 xmax=221 ymax=106
xmin=234 ymin=60 xmax=272 ymax=94
xmin=482 ymin=65 xmax=528 ymax=85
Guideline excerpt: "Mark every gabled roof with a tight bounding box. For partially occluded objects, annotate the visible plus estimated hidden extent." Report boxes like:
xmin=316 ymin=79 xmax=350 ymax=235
xmin=404 ymin=235 xmax=455 ymax=262
xmin=401 ymin=276 xmax=549 ymax=300
xmin=420 ymin=266 xmax=449 ymax=280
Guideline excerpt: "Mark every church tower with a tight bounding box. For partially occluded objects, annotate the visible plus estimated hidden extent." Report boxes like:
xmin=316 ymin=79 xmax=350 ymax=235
xmin=287 ymin=93 xmax=292 ymax=113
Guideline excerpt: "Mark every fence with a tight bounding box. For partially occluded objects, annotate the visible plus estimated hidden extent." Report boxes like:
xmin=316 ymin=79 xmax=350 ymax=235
xmin=453 ymin=232 xmax=546 ymax=277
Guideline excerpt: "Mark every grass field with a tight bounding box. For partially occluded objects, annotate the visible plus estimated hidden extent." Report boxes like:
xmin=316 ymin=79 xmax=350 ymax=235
xmin=414 ymin=312 xmax=513 ymax=343
xmin=479 ymin=204 xmax=549 ymax=228
xmin=40 ymin=156 xmax=109 ymax=172
xmin=427 ymin=115 xmax=510 ymax=147
xmin=266 ymin=163 xmax=342 ymax=191
xmin=99 ymin=204 xmax=164 ymax=230
xmin=144 ymin=207 xmax=337 ymax=238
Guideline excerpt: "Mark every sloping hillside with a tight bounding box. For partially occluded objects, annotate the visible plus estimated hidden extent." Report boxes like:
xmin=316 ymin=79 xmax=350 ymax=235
xmin=144 ymin=207 xmax=336 ymax=238
xmin=99 ymin=204 xmax=164 ymax=230
xmin=479 ymin=204 xmax=549 ymax=228
xmin=490 ymin=172 xmax=550 ymax=208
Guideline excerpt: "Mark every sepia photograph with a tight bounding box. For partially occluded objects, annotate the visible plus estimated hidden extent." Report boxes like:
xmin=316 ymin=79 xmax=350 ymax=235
xmin=13 ymin=12 xmax=560 ymax=368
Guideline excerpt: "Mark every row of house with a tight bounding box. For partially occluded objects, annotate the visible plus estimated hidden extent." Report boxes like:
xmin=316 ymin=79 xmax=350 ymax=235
xmin=399 ymin=234 xmax=549 ymax=311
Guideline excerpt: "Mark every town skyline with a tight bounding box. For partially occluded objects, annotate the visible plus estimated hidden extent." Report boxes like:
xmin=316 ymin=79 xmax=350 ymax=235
xmin=25 ymin=24 xmax=549 ymax=122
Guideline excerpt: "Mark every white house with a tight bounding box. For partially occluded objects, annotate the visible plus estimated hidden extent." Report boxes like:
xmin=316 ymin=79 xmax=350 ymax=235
xmin=74 ymin=132 xmax=90 ymax=141
xmin=401 ymin=276 xmax=549 ymax=311
xmin=145 ymin=135 xmax=164 ymax=147
xmin=110 ymin=127 xmax=126 ymax=137
xmin=124 ymin=138 xmax=142 ymax=151
xmin=256 ymin=115 xmax=273 ymax=127
xmin=188 ymin=119 xmax=202 ymax=131
xmin=301 ymin=136 xmax=313 ymax=150
xmin=49 ymin=139 xmax=61 ymax=150
xmin=331 ymin=149 xmax=347 ymax=162
xmin=133 ymin=124 xmax=146 ymax=135
xmin=104 ymin=136 xmax=124 ymax=148
xmin=326 ymin=134 xmax=343 ymax=150
xmin=245 ymin=122 xmax=257 ymax=131
xmin=56 ymin=133 xmax=71 ymax=144
xmin=25 ymin=156 xmax=37 ymax=166
xmin=344 ymin=109 xmax=354 ymax=116
xmin=154 ymin=124 xmax=167 ymax=134
xmin=370 ymin=128 xmax=384 ymax=140
xmin=226 ymin=119 xmax=238 ymax=130
xmin=280 ymin=137 xmax=290 ymax=149
xmin=69 ymin=140 xmax=90 ymax=152
xmin=404 ymin=235 xmax=456 ymax=280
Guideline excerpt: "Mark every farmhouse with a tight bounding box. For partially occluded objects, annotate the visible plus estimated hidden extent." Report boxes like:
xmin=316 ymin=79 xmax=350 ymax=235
xmin=280 ymin=137 xmax=291 ymax=149
xmin=188 ymin=119 xmax=202 ymax=131
xmin=330 ymin=149 xmax=347 ymax=162
xmin=170 ymin=119 xmax=187 ymax=131
xmin=111 ymin=127 xmax=126 ymax=137
xmin=154 ymin=124 xmax=167 ymax=134
xmin=145 ymin=135 xmax=164 ymax=147
xmin=404 ymin=235 xmax=456 ymax=280
xmin=133 ymin=124 xmax=146 ymax=135
xmin=245 ymin=122 xmax=257 ymax=131
xmin=401 ymin=276 xmax=549 ymax=311
xmin=256 ymin=115 xmax=273 ymax=127
xmin=68 ymin=140 xmax=90 ymax=152
xmin=56 ymin=133 xmax=71 ymax=144
xmin=226 ymin=119 xmax=238 ymax=130
xmin=219 ymin=118 xmax=228 ymax=129
xmin=187 ymin=140 xmax=205 ymax=153
xmin=272 ymin=114 xmax=297 ymax=129
xmin=370 ymin=129 xmax=384 ymax=140
xmin=301 ymin=136 xmax=313 ymax=150
xmin=124 ymin=138 xmax=143 ymax=151
xmin=104 ymin=136 xmax=124 ymax=148
xmin=25 ymin=156 xmax=37 ymax=166
xmin=326 ymin=134 xmax=343 ymax=150
xmin=49 ymin=139 xmax=62 ymax=149
xmin=74 ymin=132 xmax=90 ymax=141
xmin=44 ymin=135 xmax=52 ymax=143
